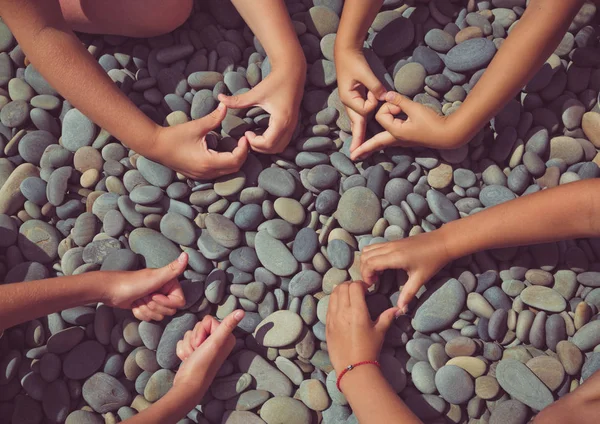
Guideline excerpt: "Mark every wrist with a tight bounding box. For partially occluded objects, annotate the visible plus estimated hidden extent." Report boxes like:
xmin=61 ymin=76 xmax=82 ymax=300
xmin=269 ymin=45 xmax=306 ymax=75
xmin=338 ymin=363 xmax=382 ymax=393
xmin=444 ymin=109 xmax=477 ymax=148
xmin=438 ymin=220 xmax=475 ymax=262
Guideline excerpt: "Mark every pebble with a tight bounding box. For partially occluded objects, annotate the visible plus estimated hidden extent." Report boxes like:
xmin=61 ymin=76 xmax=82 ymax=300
xmin=445 ymin=38 xmax=496 ymax=72
xmin=254 ymin=311 xmax=303 ymax=347
xmin=129 ymin=227 xmax=180 ymax=268
xmin=495 ymin=359 xmax=553 ymax=411
xmin=82 ymin=373 xmax=131 ymax=413
xmin=435 ymin=365 xmax=474 ymax=404
xmin=336 ymin=187 xmax=381 ymax=234
xmin=520 ymin=286 xmax=566 ymax=312
xmin=572 ymin=320 xmax=600 ymax=351
xmin=260 ymin=396 xmax=312 ymax=424
xmin=394 ymin=63 xmax=426 ymax=97
xmin=255 ymin=230 xmax=298 ymax=277
xmin=156 ymin=313 xmax=198 ymax=369
xmin=412 ymin=279 xmax=466 ymax=333
xmin=62 ymin=109 xmax=96 ymax=152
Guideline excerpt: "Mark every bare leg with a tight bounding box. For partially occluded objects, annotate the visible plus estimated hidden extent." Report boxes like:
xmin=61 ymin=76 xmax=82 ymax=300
xmin=57 ymin=0 xmax=193 ymax=37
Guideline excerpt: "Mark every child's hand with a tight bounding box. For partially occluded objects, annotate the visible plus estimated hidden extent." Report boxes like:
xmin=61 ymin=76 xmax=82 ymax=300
xmin=360 ymin=231 xmax=452 ymax=313
xmin=153 ymin=104 xmax=249 ymax=179
xmin=218 ymin=60 xmax=305 ymax=154
xmin=335 ymin=48 xmax=387 ymax=152
xmin=326 ymin=281 xmax=398 ymax=376
xmin=174 ymin=311 xmax=245 ymax=397
xmin=102 ymin=253 xmax=188 ymax=321
xmin=350 ymin=92 xmax=462 ymax=161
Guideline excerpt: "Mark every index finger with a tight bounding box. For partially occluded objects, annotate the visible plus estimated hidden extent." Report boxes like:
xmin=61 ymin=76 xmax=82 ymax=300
xmin=208 ymin=310 xmax=245 ymax=347
xmin=151 ymin=279 xmax=186 ymax=308
xmin=350 ymin=130 xmax=397 ymax=161
xmin=348 ymin=281 xmax=370 ymax=317
xmin=246 ymin=118 xmax=292 ymax=154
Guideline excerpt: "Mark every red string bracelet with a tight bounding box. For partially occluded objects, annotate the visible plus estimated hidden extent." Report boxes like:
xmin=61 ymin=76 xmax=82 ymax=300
xmin=336 ymin=360 xmax=380 ymax=392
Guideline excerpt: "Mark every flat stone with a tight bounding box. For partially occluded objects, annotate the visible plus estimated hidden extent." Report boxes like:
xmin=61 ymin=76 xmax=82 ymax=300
xmin=479 ymin=185 xmax=517 ymax=207
xmin=520 ymin=286 xmax=566 ymax=312
xmin=495 ymin=359 xmax=553 ymax=411
xmin=237 ymin=350 xmax=293 ymax=396
xmin=435 ymin=365 xmax=474 ymax=404
xmin=489 ymin=400 xmax=529 ymax=424
xmin=144 ymin=369 xmax=175 ymax=402
xmin=412 ymin=279 xmax=466 ymax=333
xmin=18 ymin=219 xmax=59 ymax=264
xmin=156 ymin=313 xmax=198 ymax=369
xmin=63 ymin=340 xmax=106 ymax=380
xmin=336 ymin=187 xmax=381 ymax=234
xmin=62 ymin=109 xmax=96 ymax=152
xmin=129 ymin=227 xmax=180 ymax=268
xmin=260 ymin=396 xmax=312 ymax=424
xmin=426 ymin=190 xmax=459 ymax=223
xmin=255 ymin=230 xmax=298 ymax=277
xmin=445 ymin=38 xmax=496 ymax=72
xmin=394 ymin=62 xmax=426 ymax=97
xmin=526 ymin=356 xmax=565 ymax=391
xmin=82 ymin=373 xmax=131 ymax=414
xmin=254 ymin=310 xmax=303 ymax=348
xmin=556 ymin=340 xmax=583 ymax=375
xmin=0 ymin=163 xmax=39 ymax=215
xmin=572 ymin=320 xmax=600 ymax=351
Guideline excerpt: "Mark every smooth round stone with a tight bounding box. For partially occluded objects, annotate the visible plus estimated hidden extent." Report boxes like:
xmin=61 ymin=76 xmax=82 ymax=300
xmin=62 ymin=109 xmax=96 ymax=152
xmin=129 ymin=185 xmax=163 ymax=205
xmin=274 ymin=198 xmax=305 ymax=225
xmin=46 ymin=166 xmax=72 ymax=206
xmin=582 ymin=112 xmax=600 ymax=147
xmin=205 ymin=213 xmax=241 ymax=248
xmin=160 ymin=212 xmax=196 ymax=246
xmin=307 ymin=164 xmax=338 ymax=190
xmin=411 ymin=46 xmax=443 ymax=75
xmin=234 ymin=204 xmax=263 ymax=231
xmin=136 ymin=156 xmax=174 ymax=188
xmin=489 ymin=400 xmax=529 ymax=424
xmin=520 ymin=286 xmax=566 ymax=312
xmin=306 ymin=6 xmax=340 ymax=38
xmin=336 ymin=187 xmax=381 ymax=234
xmin=577 ymin=272 xmax=600 ymax=287
xmin=260 ymin=396 xmax=312 ymax=424
xmin=479 ymin=185 xmax=517 ymax=207
xmin=327 ymin=239 xmax=352 ymax=269
xmin=18 ymin=219 xmax=59 ymax=264
xmin=289 ymin=270 xmax=322 ymax=297
xmin=298 ymin=379 xmax=330 ymax=411
xmin=293 ymin=227 xmax=319 ymax=263
xmin=144 ymin=369 xmax=175 ymax=402
xmin=425 ymin=28 xmax=455 ymax=53
xmin=258 ymin=167 xmax=296 ymax=197
xmin=411 ymin=361 xmax=437 ymax=394
xmin=65 ymin=410 xmax=104 ymax=424
xmin=582 ymin=352 xmax=600 ymax=381
xmin=526 ymin=356 xmax=565 ymax=391
xmin=412 ymin=279 xmax=466 ymax=333
xmin=102 ymin=210 xmax=125 ymax=238
xmin=384 ymin=178 xmax=413 ymax=206
xmin=445 ymin=38 xmax=496 ymax=72
xmin=5 ymin=261 xmax=49 ymax=284
xmin=394 ymin=62 xmax=426 ymax=97
xmin=63 ymin=340 xmax=106 ymax=380
xmin=549 ymin=136 xmax=584 ymax=165
xmin=138 ymin=321 xmax=163 ymax=351
xmin=445 ymin=336 xmax=477 ymax=358
xmin=572 ymin=321 xmax=600 ymax=351
xmin=435 ymin=365 xmax=474 ymax=405
xmin=82 ymin=373 xmax=131 ymax=414
xmin=20 ymin=177 xmax=47 ymax=206
xmin=255 ymin=230 xmax=298 ymax=277
xmin=129 ymin=227 xmax=180 ymax=268
xmin=0 ymin=100 xmax=29 ymax=127
xmin=157 ymin=313 xmax=198 ymax=369
xmin=495 ymin=359 xmax=554 ymax=411
xmin=427 ymin=163 xmax=453 ymax=189
xmin=253 ymin=310 xmax=303 ymax=348
xmin=18 ymin=130 xmax=56 ymax=166
xmin=46 ymin=326 xmax=85 ymax=354
xmin=214 ymin=171 xmax=246 ymax=197
xmin=475 ymin=375 xmax=500 ymax=400
xmin=21 ymin=372 xmax=46 ymax=401
xmin=229 ymin=247 xmax=259 ymax=273
xmin=426 ymin=190 xmax=459 ymax=223
xmin=191 ymin=89 xmax=216 ymax=119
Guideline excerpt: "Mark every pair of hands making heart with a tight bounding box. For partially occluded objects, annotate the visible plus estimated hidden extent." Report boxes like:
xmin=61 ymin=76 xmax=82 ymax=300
xmin=335 ymin=48 xmax=462 ymax=161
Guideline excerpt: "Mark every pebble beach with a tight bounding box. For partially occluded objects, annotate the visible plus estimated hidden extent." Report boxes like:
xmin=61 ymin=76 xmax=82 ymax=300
xmin=1 ymin=0 xmax=600 ymax=423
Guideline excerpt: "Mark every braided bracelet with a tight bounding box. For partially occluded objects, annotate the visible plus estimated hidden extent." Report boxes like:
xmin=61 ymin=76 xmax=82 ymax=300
xmin=336 ymin=360 xmax=380 ymax=392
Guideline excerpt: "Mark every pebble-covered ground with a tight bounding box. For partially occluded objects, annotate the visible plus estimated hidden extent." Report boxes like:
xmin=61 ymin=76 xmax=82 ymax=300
xmin=1 ymin=0 xmax=600 ymax=423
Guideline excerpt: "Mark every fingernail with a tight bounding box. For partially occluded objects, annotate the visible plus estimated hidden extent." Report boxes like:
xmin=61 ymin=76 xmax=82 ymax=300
xmin=177 ymin=252 xmax=186 ymax=264
xmin=378 ymin=92 xmax=388 ymax=101
xmin=394 ymin=306 xmax=409 ymax=318
xmin=385 ymin=92 xmax=395 ymax=102
xmin=234 ymin=310 xmax=244 ymax=320
xmin=217 ymin=102 xmax=225 ymax=110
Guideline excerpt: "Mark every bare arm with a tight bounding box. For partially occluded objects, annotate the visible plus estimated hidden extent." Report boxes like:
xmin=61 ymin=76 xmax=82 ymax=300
xmin=361 ymin=179 xmax=600 ymax=310
xmin=447 ymin=0 xmax=584 ymax=144
xmin=443 ymin=179 xmax=600 ymax=259
xmin=341 ymin=365 xmax=422 ymax=424
xmin=0 ymin=256 xmax=187 ymax=332
xmin=0 ymin=0 xmax=160 ymax=155
xmin=336 ymin=0 xmax=383 ymax=51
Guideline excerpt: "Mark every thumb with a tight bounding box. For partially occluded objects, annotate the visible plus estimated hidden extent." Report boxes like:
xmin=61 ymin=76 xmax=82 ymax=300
xmin=155 ymin=252 xmax=188 ymax=280
xmin=197 ymin=102 xmax=227 ymax=132
xmin=397 ymin=275 xmax=424 ymax=314
xmin=209 ymin=309 xmax=245 ymax=347
xmin=374 ymin=307 xmax=399 ymax=333
xmin=218 ymin=90 xmax=259 ymax=109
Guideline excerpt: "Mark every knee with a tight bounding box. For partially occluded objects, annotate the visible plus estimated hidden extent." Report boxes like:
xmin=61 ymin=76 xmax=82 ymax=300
xmin=141 ymin=0 xmax=193 ymax=37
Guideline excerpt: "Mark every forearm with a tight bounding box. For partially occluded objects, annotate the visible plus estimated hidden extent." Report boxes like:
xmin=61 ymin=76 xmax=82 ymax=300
xmin=442 ymin=180 xmax=600 ymax=260
xmin=0 ymin=272 xmax=104 ymax=331
xmin=341 ymin=366 xmax=421 ymax=424
xmin=231 ymin=0 xmax=305 ymax=69
xmin=124 ymin=386 xmax=202 ymax=424
xmin=1 ymin=0 xmax=160 ymax=156
xmin=336 ymin=0 xmax=383 ymax=51
xmin=448 ymin=0 xmax=583 ymax=144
